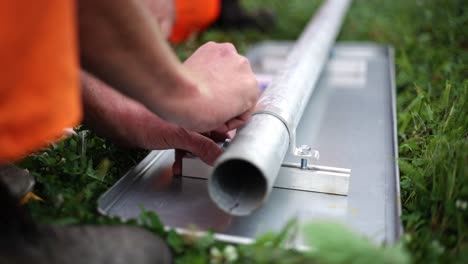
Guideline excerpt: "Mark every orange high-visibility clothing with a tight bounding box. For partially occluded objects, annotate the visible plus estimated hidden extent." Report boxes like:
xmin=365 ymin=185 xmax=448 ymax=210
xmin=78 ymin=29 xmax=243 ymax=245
xmin=0 ymin=1 xmax=81 ymax=163
xmin=170 ymin=0 xmax=221 ymax=43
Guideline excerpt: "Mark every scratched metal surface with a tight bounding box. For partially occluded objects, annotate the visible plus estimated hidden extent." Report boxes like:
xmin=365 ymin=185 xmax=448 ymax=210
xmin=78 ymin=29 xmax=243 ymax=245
xmin=98 ymin=42 xmax=402 ymax=244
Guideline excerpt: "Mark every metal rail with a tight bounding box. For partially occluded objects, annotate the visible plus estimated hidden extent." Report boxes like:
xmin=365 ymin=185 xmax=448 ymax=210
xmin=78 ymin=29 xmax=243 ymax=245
xmin=209 ymin=0 xmax=352 ymax=215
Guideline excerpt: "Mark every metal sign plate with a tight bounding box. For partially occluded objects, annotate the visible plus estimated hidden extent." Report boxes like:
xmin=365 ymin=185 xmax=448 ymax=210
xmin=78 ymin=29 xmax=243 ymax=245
xmin=98 ymin=43 xmax=402 ymax=244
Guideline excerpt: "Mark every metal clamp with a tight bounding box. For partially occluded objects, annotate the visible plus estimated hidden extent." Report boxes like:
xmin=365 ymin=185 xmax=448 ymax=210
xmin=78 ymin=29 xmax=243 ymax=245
xmin=252 ymin=110 xmax=312 ymax=157
xmin=294 ymin=145 xmax=320 ymax=170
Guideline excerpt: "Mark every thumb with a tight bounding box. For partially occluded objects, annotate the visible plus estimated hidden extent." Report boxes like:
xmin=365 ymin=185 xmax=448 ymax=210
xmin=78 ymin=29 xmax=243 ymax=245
xmin=172 ymin=130 xmax=223 ymax=165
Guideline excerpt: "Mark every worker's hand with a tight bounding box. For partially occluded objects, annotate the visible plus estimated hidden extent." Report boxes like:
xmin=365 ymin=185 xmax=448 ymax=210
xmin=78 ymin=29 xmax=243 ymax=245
xmin=162 ymin=42 xmax=260 ymax=133
xmin=81 ymin=71 xmax=223 ymax=166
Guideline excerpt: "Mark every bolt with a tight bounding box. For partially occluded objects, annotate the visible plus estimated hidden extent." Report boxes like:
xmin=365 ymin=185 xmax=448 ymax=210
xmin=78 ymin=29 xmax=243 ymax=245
xmin=300 ymin=159 xmax=308 ymax=170
xmin=297 ymin=145 xmax=312 ymax=170
xmin=222 ymin=139 xmax=231 ymax=149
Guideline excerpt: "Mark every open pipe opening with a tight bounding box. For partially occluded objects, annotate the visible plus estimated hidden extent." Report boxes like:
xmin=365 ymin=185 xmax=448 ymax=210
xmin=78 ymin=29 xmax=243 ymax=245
xmin=209 ymin=159 xmax=267 ymax=216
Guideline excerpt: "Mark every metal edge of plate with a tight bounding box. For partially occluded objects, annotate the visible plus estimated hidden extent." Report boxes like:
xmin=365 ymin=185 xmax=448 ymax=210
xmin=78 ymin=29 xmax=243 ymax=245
xmin=386 ymin=45 xmax=404 ymax=242
xmin=97 ymin=150 xmax=167 ymax=215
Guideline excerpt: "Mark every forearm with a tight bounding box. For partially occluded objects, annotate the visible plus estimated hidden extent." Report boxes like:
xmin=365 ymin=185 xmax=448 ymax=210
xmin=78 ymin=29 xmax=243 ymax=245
xmin=78 ymin=0 xmax=258 ymax=133
xmin=78 ymin=0 xmax=196 ymax=120
xmin=81 ymin=71 xmax=138 ymax=147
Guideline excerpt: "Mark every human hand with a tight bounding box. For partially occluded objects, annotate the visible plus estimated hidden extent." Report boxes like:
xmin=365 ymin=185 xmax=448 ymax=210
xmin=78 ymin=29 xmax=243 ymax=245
xmin=160 ymin=42 xmax=260 ymax=133
xmin=81 ymin=71 xmax=224 ymax=166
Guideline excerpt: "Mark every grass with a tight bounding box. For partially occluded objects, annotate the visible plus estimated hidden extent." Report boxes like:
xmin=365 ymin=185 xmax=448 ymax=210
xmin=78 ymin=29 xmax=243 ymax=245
xmin=18 ymin=0 xmax=467 ymax=263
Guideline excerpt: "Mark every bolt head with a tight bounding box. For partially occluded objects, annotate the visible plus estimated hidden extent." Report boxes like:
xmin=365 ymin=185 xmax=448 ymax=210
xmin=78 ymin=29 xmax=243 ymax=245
xmin=297 ymin=145 xmax=312 ymax=155
xmin=294 ymin=145 xmax=319 ymax=161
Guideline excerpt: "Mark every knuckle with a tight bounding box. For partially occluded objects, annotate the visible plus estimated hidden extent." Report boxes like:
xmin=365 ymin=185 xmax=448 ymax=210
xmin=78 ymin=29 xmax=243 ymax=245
xmin=243 ymin=102 xmax=252 ymax=113
xmin=202 ymin=41 xmax=217 ymax=50
xmin=241 ymin=95 xmax=255 ymax=111
xmin=218 ymin=43 xmax=236 ymax=56
xmin=247 ymin=78 xmax=259 ymax=94
xmin=223 ymin=42 xmax=236 ymax=51
xmin=239 ymin=57 xmax=250 ymax=67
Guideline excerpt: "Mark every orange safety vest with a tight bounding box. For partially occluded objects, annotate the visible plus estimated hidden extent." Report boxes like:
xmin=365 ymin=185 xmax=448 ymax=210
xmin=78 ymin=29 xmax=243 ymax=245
xmin=0 ymin=1 xmax=81 ymax=163
xmin=170 ymin=0 xmax=221 ymax=43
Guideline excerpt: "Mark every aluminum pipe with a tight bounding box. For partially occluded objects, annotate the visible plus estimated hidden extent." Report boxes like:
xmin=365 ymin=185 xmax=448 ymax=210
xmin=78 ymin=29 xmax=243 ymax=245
xmin=209 ymin=0 xmax=352 ymax=216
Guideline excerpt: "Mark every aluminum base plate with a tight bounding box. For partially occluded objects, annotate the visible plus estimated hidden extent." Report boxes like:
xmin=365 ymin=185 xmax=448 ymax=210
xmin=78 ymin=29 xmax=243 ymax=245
xmin=98 ymin=42 xmax=402 ymax=244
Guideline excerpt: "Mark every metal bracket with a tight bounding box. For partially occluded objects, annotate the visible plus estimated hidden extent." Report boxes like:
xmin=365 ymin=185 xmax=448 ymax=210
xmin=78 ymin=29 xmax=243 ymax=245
xmin=293 ymin=144 xmax=320 ymax=169
xmin=182 ymin=152 xmax=351 ymax=196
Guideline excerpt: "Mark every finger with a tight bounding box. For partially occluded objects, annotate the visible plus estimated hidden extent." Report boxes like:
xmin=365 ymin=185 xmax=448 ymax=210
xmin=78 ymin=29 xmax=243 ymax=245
xmin=209 ymin=130 xmax=231 ymax=142
xmin=171 ymin=129 xmax=223 ymax=165
xmin=214 ymin=118 xmax=244 ymax=134
xmin=227 ymin=113 xmax=249 ymax=129
xmin=172 ymin=149 xmax=184 ymax=176
xmin=215 ymin=107 xmax=256 ymax=134
xmin=220 ymin=42 xmax=237 ymax=54
xmin=187 ymin=134 xmax=223 ymax=165
xmin=201 ymin=131 xmax=230 ymax=143
xmin=227 ymin=129 xmax=236 ymax=139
